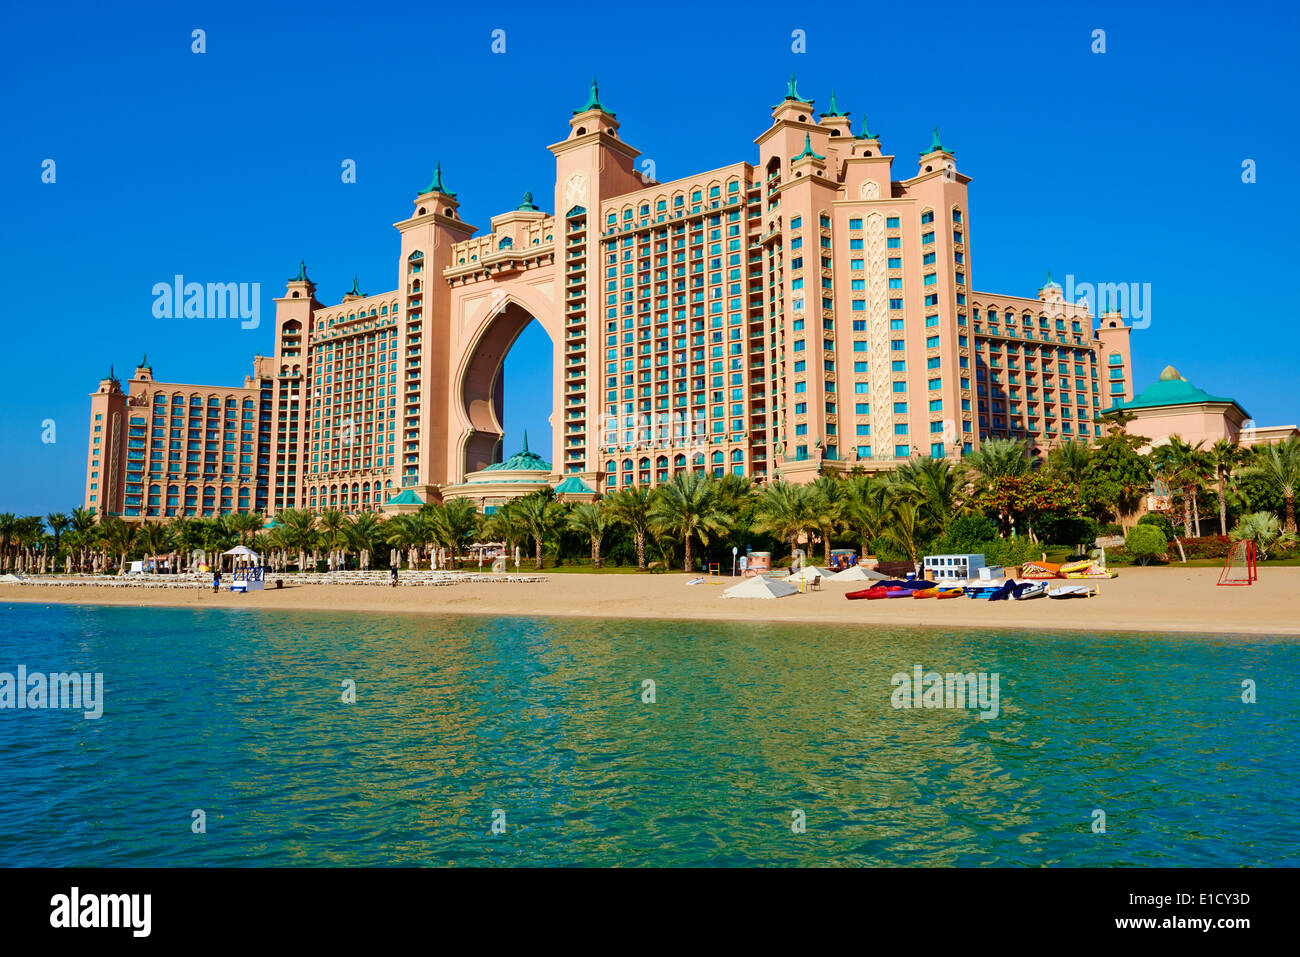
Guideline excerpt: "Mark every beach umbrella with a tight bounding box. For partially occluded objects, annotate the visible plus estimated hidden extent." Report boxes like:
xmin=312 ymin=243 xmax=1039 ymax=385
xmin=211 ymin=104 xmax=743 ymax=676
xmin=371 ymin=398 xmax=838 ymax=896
xmin=787 ymin=565 xmax=833 ymax=583
xmin=722 ymin=576 xmax=798 ymax=599
xmin=827 ymin=564 xmax=889 ymax=582
xmin=222 ymin=545 xmax=261 ymax=563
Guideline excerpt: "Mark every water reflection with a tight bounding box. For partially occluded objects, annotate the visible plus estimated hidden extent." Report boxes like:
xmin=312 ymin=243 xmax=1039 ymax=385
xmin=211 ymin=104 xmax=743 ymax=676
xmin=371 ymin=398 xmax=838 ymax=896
xmin=0 ymin=604 xmax=1296 ymax=867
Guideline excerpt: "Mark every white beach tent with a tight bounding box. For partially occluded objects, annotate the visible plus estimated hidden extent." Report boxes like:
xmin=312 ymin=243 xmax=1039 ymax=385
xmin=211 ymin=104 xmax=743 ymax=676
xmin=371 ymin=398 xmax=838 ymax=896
xmin=222 ymin=545 xmax=262 ymax=563
xmin=722 ymin=576 xmax=798 ymax=599
xmin=827 ymin=564 xmax=890 ymax=583
xmin=786 ymin=565 xmax=833 ymax=584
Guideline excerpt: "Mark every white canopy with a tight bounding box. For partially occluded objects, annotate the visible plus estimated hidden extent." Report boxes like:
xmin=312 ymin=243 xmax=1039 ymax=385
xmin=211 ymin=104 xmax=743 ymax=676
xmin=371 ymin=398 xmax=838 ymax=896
xmin=723 ymin=576 xmax=798 ymax=599
xmin=222 ymin=545 xmax=261 ymax=561
xmin=786 ymin=565 xmax=833 ymax=583
xmin=827 ymin=564 xmax=889 ymax=582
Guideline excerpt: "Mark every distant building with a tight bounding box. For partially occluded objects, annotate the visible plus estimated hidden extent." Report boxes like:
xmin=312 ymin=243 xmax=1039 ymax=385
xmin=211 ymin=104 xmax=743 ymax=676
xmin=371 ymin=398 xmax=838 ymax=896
xmin=1103 ymin=365 xmax=1297 ymax=451
xmin=85 ymin=79 xmax=1139 ymax=520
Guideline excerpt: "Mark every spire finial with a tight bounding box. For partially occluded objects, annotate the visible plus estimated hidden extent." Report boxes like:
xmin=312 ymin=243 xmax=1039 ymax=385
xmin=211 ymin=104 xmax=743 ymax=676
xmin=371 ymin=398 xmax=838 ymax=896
xmin=822 ymin=90 xmax=846 ymax=117
xmin=423 ymin=162 xmax=457 ymax=198
xmin=855 ymin=115 xmax=878 ymax=140
xmin=140 ymin=352 xmax=149 ymax=368
xmin=518 ymin=190 xmax=539 ymax=211
xmin=522 ymin=430 xmax=529 ymax=453
xmin=289 ymin=259 xmax=309 ymax=283
xmin=347 ymin=274 xmax=362 ymax=297
xmin=920 ymin=126 xmax=952 ymax=158
xmin=573 ymin=75 xmax=612 ymax=115
xmin=792 ymin=131 xmax=825 ymax=162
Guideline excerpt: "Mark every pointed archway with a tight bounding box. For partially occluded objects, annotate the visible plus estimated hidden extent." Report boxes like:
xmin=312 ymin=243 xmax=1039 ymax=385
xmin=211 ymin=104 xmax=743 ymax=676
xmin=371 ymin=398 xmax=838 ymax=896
xmin=455 ymin=291 xmax=559 ymax=481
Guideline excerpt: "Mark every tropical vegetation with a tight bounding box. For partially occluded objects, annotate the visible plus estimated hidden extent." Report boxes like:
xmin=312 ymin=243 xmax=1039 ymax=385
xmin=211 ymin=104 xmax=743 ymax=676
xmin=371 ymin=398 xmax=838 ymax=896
xmin=3 ymin=437 xmax=1298 ymax=576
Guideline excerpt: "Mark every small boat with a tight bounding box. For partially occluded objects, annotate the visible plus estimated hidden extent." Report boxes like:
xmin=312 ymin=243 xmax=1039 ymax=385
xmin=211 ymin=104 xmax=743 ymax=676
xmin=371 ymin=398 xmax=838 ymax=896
xmin=886 ymin=587 xmax=912 ymax=598
xmin=936 ymin=586 xmax=964 ymax=599
xmin=966 ymin=583 xmax=1005 ymax=600
xmin=912 ymin=587 xmax=940 ymax=599
xmin=1020 ymin=560 xmax=1063 ymax=579
xmin=1010 ymin=580 xmax=1049 ymax=600
xmin=846 ymin=586 xmax=890 ymax=600
xmin=1049 ymin=584 xmax=1095 ymax=599
xmin=1060 ymin=559 xmax=1117 ymax=579
xmin=987 ymin=579 xmax=1019 ymax=601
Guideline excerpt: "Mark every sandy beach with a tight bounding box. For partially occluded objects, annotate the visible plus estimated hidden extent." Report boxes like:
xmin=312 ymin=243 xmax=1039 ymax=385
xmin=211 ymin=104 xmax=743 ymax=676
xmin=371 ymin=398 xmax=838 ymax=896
xmin=2 ymin=566 xmax=1297 ymax=636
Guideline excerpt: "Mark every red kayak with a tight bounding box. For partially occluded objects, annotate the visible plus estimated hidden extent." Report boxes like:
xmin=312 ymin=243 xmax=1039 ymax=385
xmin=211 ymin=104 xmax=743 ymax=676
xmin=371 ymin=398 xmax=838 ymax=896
xmin=846 ymin=585 xmax=891 ymax=600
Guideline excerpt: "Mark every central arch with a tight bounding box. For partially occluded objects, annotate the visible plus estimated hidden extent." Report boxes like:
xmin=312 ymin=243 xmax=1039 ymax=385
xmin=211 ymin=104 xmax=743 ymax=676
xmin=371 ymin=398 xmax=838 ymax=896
xmin=452 ymin=286 xmax=561 ymax=482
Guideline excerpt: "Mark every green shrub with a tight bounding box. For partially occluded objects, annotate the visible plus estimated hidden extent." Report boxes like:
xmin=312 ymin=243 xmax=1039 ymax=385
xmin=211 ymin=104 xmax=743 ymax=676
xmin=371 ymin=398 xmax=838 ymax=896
xmin=1125 ymin=525 xmax=1168 ymax=565
xmin=1137 ymin=513 xmax=1175 ymax=540
xmin=1231 ymin=512 xmax=1282 ymax=559
xmin=1037 ymin=513 xmax=1098 ymax=549
xmin=1098 ymin=523 xmax=1124 ymax=537
xmin=983 ymin=536 xmax=1043 ymax=567
xmin=932 ymin=514 xmax=998 ymax=554
xmin=1178 ymin=535 xmax=1232 ymax=559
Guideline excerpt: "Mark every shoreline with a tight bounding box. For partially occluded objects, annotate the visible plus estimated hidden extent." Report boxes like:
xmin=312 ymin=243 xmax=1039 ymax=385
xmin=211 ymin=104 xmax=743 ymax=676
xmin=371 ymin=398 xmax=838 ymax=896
xmin=3 ymin=566 xmax=1298 ymax=637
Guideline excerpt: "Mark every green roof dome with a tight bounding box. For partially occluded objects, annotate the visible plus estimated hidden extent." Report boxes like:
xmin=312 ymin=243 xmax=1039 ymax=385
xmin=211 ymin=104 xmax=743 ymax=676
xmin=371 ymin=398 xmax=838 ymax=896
xmin=553 ymin=475 xmax=595 ymax=495
xmin=384 ymin=489 xmax=424 ymax=505
xmin=1108 ymin=368 xmax=1248 ymax=418
xmin=481 ymin=432 xmax=551 ymax=472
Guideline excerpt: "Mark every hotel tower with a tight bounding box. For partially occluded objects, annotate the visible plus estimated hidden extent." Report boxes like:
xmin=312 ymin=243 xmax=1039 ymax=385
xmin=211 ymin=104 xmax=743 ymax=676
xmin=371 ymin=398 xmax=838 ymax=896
xmin=85 ymin=78 xmax=1133 ymax=520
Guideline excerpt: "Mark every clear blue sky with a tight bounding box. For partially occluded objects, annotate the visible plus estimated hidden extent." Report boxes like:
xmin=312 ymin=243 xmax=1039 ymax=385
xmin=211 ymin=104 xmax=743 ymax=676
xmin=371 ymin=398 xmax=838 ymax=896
xmin=1 ymin=0 xmax=1296 ymax=516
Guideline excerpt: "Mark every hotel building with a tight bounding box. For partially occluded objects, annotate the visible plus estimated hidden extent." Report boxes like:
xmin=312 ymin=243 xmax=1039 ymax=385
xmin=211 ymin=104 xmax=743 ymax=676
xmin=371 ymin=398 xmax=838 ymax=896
xmin=84 ymin=78 xmax=1135 ymax=520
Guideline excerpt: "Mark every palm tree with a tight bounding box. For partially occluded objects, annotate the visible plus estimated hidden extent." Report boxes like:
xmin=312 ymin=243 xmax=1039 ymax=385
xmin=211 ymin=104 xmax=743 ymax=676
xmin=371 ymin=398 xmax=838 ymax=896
xmin=649 ymin=473 xmax=732 ymax=573
xmin=566 ymin=503 xmax=610 ymax=568
xmin=893 ymin=456 xmax=960 ymax=533
xmin=885 ymin=498 xmax=924 ymax=565
xmin=1246 ymin=437 xmax=1300 ymax=534
xmin=101 ymin=518 xmax=138 ymax=574
xmin=964 ymin=437 xmax=1033 ymax=482
xmin=46 ymin=512 xmax=71 ymax=560
xmin=1207 ymin=440 xmax=1244 ymax=537
xmin=603 ymin=486 xmax=653 ymax=570
xmin=752 ymin=481 xmax=815 ymax=561
xmin=515 ymin=490 xmax=565 ymax=570
xmin=347 ymin=513 xmax=385 ymax=569
xmin=138 ymin=521 xmax=174 ymax=568
xmin=1151 ymin=437 xmax=1205 ymax=539
xmin=483 ymin=501 xmax=528 ymax=564
xmin=0 ymin=513 xmax=16 ymax=572
xmin=1231 ymin=511 xmax=1283 ymax=559
xmin=70 ymin=507 xmax=99 ymax=572
xmin=383 ymin=514 xmax=424 ymax=570
xmin=1047 ymin=440 xmax=1091 ymax=486
xmin=433 ymin=498 xmax=481 ymax=563
xmin=842 ymin=474 xmax=892 ymax=558
xmin=808 ymin=476 xmax=847 ymax=565
xmin=278 ymin=509 xmax=318 ymax=572
xmin=229 ymin=512 xmax=264 ymax=545
xmin=316 ymin=508 xmax=350 ymax=571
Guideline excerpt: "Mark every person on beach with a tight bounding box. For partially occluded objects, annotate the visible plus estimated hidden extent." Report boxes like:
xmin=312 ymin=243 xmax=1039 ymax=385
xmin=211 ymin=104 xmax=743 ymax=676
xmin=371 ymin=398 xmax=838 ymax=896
xmin=390 ymin=565 xmax=398 ymax=588
xmin=212 ymin=569 xmax=221 ymax=594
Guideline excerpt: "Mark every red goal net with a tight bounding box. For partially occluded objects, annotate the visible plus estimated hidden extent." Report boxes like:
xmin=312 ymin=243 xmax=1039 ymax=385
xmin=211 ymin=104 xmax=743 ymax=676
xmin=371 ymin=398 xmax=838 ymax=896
xmin=1217 ymin=540 xmax=1257 ymax=586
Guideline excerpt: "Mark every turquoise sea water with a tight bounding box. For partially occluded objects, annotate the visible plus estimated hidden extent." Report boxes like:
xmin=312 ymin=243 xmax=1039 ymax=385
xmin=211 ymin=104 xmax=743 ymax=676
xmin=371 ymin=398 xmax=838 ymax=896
xmin=0 ymin=602 xmax=1296 ymax=867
